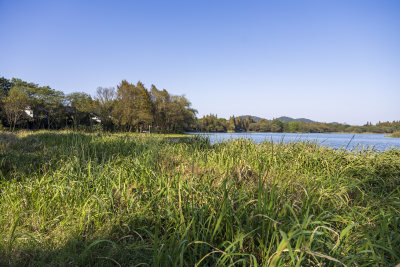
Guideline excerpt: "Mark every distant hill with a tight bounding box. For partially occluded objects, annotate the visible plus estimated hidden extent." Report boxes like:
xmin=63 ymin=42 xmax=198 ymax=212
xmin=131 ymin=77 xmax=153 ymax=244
xmin=238 ymin=115 xmax=264 ymax=122
xmin=276 ymin=116 xmax=316 ymax=123
xmin=239 ymin=115 xmax=316 ymax=123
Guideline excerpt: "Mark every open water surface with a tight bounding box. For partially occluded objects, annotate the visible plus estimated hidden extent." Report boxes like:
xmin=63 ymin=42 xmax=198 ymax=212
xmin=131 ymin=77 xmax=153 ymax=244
xmin=191 ymin=132 xmax=400 ymax=151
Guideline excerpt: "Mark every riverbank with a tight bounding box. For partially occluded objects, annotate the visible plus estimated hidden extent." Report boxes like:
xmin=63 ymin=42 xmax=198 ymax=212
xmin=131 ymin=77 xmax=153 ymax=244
xmin=1 ymin=131 xmax=399 ymax=266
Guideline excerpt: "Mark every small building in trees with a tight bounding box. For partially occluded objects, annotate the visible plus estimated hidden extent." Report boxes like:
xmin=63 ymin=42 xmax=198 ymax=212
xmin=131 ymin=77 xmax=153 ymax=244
xmin=90 ymin=113 xmax=101 ymax=124
xmin=24 ymin=106 xmax=34 ymax=118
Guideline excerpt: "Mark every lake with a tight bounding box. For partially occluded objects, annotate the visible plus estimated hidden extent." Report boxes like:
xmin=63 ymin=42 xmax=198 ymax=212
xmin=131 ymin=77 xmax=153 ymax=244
xmin=191 ymin=132 xmax=400 ymax=151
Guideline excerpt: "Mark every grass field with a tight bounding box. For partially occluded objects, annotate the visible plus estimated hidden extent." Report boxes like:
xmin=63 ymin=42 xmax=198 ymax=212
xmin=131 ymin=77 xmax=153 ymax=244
xmin=0 ymin=131 xmax=399 ymax=266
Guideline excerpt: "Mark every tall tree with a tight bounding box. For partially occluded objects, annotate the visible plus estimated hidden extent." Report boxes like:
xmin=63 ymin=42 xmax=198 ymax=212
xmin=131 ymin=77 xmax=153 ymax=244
xmin=136 ymin=82 xmax=154 ymax=132
xmin=0 ymin=77 xmax=14 ymax=125
xmin=227 ymin=116 xmax=236 ymax=132
xmin=12 ymin=79 xmax=65 ymax=129
xmin=66 ymin=92 xmax=95 ymax=129
xmin=0 ymin=77 xmax=13 ymax=100
xmin=150 ymin=85 xmax=196 ymax=133
xmin=271 ymin=119 xmax=284 ymax=132
xmin=150 ymin=85 xmax=170 ymax=132
xmin=2 ymin=86 xmax=29 ymax=131
xmin=95 ymin=87 xmax=116 ymax=130
xmin=113 ymin=80 xmax=142 ymax=131
xmin=245 ymin=116 xmax=253 ymax=131
xmin=166 ymin=95 xmax=197 ymax=132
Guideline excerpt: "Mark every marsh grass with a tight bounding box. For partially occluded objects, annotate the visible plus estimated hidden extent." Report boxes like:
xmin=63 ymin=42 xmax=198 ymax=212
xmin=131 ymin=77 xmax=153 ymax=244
xmin=0 ymin=131 xmax=399 ymax=266
xmin=387 ymin=132 xmax=400 ymax=138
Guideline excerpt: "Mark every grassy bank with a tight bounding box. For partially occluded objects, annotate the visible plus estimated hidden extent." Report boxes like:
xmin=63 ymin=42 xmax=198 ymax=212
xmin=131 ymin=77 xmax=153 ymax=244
xmin=387 ymin=132 xmax=400 ymax=138
xmin=0 ymin=131 xmax=399 ymax=266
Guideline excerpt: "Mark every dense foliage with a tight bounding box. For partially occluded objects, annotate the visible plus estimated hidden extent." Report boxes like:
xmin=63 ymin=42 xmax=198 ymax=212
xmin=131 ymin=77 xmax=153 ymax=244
xmin=195 ymin=114 xmax=400 ymax=134
xmin=0 ymin=132 xmax=399 ymax=266
xmin=0 ymin=77 xmax=196 ymax=133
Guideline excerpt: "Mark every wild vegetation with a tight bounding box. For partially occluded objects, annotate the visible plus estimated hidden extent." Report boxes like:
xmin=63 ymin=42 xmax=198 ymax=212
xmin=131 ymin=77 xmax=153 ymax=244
xmin=387 ymin=132 xmax=400 ymax=138
xmin=1 ymin=131 xmax=399 ymax=266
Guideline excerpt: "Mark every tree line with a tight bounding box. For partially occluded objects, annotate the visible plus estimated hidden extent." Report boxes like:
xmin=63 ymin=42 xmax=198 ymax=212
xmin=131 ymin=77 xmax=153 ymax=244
xmin=1 ymin=76 xmax=398 ymax=134
xmin=0 ymin=77 xmax=196 ymax=132
xmin=195 ymin=114 xmax=400 ymax=134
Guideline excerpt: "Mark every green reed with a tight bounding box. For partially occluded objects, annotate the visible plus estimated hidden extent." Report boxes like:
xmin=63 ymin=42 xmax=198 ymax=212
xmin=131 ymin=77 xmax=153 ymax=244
xmin=0 ymin=131 xmax=399 ymax=266
xmin=387 ymin=132 xmax=400 ymax=138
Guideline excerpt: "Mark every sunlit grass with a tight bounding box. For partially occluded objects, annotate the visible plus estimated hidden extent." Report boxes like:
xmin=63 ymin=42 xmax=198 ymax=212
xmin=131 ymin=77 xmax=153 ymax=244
xmin=0 ymin=131 xmax=399 ymax=266
xmin=386 ymin=132 xmax=400 ymax=138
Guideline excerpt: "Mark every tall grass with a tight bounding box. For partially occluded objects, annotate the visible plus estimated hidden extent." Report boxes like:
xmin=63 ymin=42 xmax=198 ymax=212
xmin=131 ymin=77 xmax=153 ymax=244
xmin=387 ymin=132 xmax=400 ymax=138
xmin=0 ymin=131 xmax=399 ymax=266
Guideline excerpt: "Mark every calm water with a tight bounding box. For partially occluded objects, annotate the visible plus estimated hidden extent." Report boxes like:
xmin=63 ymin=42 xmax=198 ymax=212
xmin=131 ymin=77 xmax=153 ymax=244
xmin=191 ymin=132 xmax=400 ymax=151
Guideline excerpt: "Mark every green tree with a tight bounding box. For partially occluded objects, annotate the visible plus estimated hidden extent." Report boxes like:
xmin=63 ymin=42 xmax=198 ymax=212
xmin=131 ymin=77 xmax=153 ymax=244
xmin=2 ymin=86 xmax=29 ymax=131
xmin=67 ymin=92 xmax=95 ymax=130
xmin=13 ymin=79 xmax=65 ymax=129
xmin=257 ymin=119 xmax=271 ymax=132
xmin=113 ymin=80 xmax=143 ymax=131
xmin=235 ymin=117 xmax=245 ymax=132
xmin=286 ymin=121 xmax=300 ymax=132
xmin=196 ymin=114 xmax=227 ymax=132
xmin=227 ymin=116 xmax=236 ymax=132
xmin=150 ymin=85 xmax=171 ymax=132
xmin=150 ymin=85 xmax=196 ymax=133
xmin=245 ymin=116 xmax=253 ymax=132
xmin=95 ymin=87 xmax=116 ymax=131
xmin=0 ymin=77 xmax=14 ymax=126
xmin=166 ymin=95 xmax=197 ymax=132
xmin=0 ymin=77 xmax=13 ymax=100
xmin=136 ymin=82 xmax=154 ymax=132
xmin=271 ymin=119 xmax=283 ymax=132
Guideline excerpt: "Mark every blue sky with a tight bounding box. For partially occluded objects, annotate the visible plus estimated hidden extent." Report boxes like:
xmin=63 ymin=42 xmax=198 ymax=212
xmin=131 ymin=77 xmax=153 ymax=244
xmin=1 ymin=0 xmax=399 ymax=125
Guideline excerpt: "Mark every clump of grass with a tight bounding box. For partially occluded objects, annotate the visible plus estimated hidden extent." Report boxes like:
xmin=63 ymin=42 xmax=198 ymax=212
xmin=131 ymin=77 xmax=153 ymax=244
xmin=0 ymin=131 xmax=399 ymax=266
xmin=386 ymin=132 xmax=400 ymax=138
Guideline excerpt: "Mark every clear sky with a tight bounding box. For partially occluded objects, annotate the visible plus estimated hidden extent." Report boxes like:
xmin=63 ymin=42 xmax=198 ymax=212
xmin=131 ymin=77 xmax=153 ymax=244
xmin=1 ymin=0 xmax=399 ymax=125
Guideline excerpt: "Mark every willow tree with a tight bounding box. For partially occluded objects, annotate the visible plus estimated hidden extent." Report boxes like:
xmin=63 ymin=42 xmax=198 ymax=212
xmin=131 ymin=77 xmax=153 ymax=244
xmin=151 ymin=85 xmax=197 ymax=133
xmin=165 ymin=95 xmax=196 ymax=133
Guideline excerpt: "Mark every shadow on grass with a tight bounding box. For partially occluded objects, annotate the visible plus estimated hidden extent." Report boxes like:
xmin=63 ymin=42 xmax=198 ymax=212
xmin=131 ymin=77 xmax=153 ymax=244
xmin=2 ymin=217 xmax=157 ymax=266
xmin=0 ymin=131 xmax=202 ymax=180
xmin=2 ymin=211 xmax=217 ymax=266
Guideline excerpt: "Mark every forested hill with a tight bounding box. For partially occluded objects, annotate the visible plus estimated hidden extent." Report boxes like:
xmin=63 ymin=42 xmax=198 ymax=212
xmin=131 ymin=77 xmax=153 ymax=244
xmin=238 ymin=115 xmax=263 ymax=122
xmin=276 ymin=116 xmax=315 ymax=123
xmin=239 ymin=115 xmax=316 ymax=123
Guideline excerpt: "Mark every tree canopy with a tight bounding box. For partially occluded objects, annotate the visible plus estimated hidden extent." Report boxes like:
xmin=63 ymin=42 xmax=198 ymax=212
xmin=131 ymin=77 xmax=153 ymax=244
xmin=0 ymin=76 xmax=197 ymax=133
